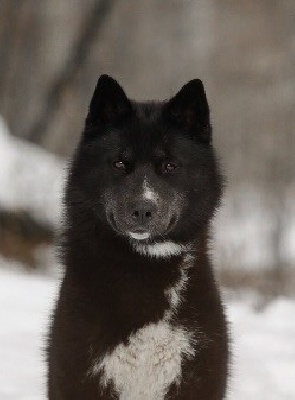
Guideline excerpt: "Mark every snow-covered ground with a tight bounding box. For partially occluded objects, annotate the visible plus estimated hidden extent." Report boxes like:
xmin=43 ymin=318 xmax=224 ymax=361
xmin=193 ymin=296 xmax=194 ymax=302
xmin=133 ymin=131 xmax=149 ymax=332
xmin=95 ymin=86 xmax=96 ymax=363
xmin=0 ymin=266 xmax=294 ymax=400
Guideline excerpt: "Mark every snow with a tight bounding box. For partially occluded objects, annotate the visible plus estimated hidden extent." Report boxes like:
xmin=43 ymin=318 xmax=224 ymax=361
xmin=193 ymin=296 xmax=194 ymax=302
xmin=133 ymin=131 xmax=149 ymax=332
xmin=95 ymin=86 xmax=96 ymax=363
xmin=228 ymin=298 xmax=295 ymax=400
xmin=0 ymin=266 xmax=294 ymax=400
xmin=214 ymin=188 xmax=295 ymax=269
xmin=0 ymin=117 xmax=65 ymax=227
xmin=0 ymin=265 xmax=58 ymax=400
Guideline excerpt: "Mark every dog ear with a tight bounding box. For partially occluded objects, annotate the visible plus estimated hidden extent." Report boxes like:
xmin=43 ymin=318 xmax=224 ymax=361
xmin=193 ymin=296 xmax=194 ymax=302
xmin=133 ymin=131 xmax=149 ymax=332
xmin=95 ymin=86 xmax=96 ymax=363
xmin=86 ymin=75 xmax=132 ymax=126
xmin=163 ymin=79 xmax=211 ymax=143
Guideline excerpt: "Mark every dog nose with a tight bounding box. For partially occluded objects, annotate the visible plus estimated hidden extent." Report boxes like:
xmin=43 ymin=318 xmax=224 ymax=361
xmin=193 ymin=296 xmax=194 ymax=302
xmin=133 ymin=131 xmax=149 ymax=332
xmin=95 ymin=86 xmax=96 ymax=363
xmin=131 ymin=200 xmax=156 ymax=225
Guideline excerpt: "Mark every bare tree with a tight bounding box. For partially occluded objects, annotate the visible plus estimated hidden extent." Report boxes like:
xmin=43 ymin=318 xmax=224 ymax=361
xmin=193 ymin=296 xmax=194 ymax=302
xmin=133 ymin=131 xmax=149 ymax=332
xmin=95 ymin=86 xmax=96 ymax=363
xmin=26 ymin=0 xmax=118 ymax=144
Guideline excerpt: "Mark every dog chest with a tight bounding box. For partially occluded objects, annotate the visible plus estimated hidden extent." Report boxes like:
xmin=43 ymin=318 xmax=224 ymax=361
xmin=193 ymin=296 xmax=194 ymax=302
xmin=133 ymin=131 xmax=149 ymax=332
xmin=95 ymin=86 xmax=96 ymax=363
xmin=92 ymin=319 xmax=195 ymax=400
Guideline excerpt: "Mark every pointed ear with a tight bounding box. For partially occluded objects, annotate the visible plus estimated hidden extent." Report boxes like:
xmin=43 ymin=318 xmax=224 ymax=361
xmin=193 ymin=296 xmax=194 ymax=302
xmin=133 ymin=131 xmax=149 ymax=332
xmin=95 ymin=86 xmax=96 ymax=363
xmin=163 ymin=79 xmax=211 ymax=143
xmin=86 ymin=75 xmax=132 ymax=126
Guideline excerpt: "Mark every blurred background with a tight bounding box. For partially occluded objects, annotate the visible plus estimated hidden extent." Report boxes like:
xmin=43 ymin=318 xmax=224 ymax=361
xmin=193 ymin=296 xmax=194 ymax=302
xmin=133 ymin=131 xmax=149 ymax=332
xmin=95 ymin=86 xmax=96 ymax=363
xmin=0 ymin=1 xmax=294 ymax=399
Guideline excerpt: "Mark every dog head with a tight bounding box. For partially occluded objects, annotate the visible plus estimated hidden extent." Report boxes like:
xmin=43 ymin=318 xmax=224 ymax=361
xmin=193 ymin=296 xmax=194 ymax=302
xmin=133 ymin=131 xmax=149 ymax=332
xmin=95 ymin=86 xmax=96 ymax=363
xmin=69 ymin=75 xmax=222 ymax=253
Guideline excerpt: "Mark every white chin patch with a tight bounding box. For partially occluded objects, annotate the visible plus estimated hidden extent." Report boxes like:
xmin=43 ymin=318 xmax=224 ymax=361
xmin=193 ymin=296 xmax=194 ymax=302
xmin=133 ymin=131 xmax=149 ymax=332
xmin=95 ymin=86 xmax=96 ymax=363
xmin=129 ymin=232 xmax=150 ymax=240
xmin=133 ymin=241 xmax=187 ymax=258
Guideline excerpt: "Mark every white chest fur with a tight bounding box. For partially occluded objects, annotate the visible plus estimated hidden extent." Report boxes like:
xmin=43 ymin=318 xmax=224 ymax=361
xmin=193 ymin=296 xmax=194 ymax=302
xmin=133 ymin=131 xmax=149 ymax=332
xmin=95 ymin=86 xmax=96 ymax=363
xmin=95 ymin=320 xmax=195 ymax=400
xmin=90 ymin=259 xmax=195 ymax=399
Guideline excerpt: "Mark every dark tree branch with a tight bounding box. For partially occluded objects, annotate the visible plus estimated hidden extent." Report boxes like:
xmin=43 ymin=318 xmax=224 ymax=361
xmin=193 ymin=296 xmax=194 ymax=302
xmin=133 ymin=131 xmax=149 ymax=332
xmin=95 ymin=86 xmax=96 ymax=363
xmin=26 ymin=0 xmax=118 ymax=144
xmin=0 ymin=0 xmax=29 ymax=110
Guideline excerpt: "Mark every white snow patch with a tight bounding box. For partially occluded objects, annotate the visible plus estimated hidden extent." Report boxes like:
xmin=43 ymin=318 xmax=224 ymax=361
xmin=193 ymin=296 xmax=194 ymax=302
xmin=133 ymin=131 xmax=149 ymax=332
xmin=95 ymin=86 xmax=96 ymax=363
xmin=0 ymin=116 xmax=65 ymax=227
xmin=227 ymin=297 xmax=295 ymax=400
xmin=0 ymin=263 xmax=58 ymax=400
xmin=214 ymin=187 xmax=295 ymax=268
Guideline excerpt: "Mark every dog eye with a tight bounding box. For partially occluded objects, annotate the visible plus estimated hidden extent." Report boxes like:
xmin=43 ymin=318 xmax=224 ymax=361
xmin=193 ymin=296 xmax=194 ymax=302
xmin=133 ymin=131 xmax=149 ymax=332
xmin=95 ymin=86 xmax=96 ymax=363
xmin=162 ymin=162 xmax=178 ymax=173
xmin=113 ymin=161 xmax=126 ymax=170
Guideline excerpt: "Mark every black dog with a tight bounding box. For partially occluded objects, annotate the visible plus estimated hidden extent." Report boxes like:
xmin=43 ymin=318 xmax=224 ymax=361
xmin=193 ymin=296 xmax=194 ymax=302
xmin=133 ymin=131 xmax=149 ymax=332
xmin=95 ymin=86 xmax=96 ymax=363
xmin=47 ymin=75 xmax=228 ymax=399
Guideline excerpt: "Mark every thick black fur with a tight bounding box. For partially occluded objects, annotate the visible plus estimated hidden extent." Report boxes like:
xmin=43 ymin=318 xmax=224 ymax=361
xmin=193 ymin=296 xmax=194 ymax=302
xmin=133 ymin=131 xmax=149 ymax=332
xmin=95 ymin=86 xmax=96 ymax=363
xmin=47 ymin=75 xmax=229 ymax=399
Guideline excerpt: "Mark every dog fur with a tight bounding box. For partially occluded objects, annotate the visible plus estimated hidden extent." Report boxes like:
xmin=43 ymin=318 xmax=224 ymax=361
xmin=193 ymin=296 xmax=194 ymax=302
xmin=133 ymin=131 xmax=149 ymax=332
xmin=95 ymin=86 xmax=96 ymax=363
xmin=47 ymin=75 xmax=229 ymax=399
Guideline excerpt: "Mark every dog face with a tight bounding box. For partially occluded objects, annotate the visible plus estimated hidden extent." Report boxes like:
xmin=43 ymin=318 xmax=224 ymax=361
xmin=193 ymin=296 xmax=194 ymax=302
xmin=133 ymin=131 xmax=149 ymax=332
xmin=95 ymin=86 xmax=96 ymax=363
xmin=69 ymin=75 xmax=222 ymax=246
